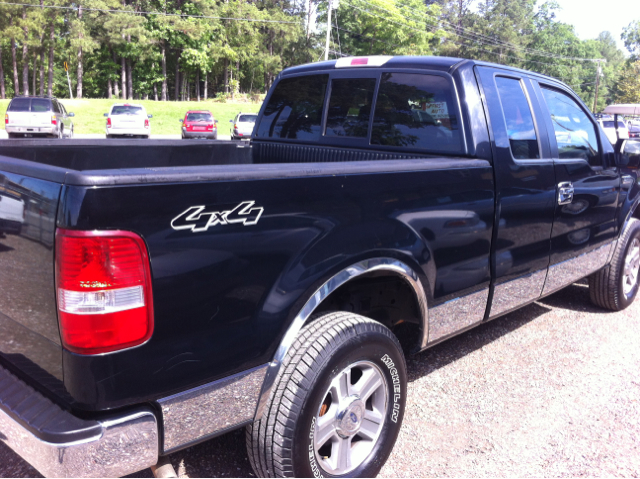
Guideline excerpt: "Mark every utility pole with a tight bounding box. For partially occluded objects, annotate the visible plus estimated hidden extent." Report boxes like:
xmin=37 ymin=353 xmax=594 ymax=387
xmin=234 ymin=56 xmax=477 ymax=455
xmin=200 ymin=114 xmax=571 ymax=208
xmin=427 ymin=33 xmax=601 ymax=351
xmin=592 ymin=59 xmax=606 ymax=113
xmin=324 ymin=0 xmax=332 ymax=61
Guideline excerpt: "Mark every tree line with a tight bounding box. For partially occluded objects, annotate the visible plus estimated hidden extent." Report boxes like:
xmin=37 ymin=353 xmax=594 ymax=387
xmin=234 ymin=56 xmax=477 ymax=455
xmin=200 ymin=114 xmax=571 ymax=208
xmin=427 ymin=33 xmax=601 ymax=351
xmin=0 ymin=0 xmax=638 ymax=108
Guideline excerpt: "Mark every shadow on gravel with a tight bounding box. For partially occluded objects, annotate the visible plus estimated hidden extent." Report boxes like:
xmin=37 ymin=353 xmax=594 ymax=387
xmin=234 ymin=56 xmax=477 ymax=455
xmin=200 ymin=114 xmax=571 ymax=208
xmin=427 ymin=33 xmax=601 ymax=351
xmin=537 ymin=282 xmax=610 ymax=314
xmin=406 ymin=301 xmax=551 ymax=383
xmin=128 ymin=427 xmax=254 ymax=478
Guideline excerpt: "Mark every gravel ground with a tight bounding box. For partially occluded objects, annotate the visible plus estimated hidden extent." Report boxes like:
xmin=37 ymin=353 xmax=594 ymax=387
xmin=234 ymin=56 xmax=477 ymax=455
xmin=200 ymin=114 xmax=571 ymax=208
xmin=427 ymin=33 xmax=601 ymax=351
xmin=1 ymin=280 xmax=639 ymax=478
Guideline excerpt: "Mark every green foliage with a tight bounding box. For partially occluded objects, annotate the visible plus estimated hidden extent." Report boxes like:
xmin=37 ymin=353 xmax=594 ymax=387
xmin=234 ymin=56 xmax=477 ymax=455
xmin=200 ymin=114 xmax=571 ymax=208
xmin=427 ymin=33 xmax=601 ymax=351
xmin=614 ymin=61 xmax=640 ymax=103
xmin=0 ymin=0 xmax=632 ymax=110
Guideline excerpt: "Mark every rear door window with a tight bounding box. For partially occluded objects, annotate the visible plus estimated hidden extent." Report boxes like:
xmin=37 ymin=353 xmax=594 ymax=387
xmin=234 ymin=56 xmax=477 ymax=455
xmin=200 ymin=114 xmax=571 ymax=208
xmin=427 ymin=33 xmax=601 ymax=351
xmin=325 ymin=78 xmax=376 ymax=138
xmin=495 ymin=77 xmax=540 ymax=159
xmin=8 ymin=98 xmax=31 ymax=112
xmin=371 ymin=73 xmax=462 ymax=153
xmin=255 ymin=74 xmax=328 ymax=141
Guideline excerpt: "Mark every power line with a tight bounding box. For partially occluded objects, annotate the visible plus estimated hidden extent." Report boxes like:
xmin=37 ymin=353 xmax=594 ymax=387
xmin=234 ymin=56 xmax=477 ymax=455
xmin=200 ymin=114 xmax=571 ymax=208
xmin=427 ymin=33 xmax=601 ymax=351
xmin=0 ymin=1 xmax=303 ymax=24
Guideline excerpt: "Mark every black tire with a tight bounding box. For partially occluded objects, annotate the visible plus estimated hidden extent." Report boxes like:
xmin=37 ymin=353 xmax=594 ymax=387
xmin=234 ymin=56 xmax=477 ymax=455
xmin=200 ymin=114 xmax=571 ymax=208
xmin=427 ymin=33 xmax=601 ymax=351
xmin=589 ymin=218 xmax=640 ymax=310
xmin=247 ymin=312 xmax=406 ymax=478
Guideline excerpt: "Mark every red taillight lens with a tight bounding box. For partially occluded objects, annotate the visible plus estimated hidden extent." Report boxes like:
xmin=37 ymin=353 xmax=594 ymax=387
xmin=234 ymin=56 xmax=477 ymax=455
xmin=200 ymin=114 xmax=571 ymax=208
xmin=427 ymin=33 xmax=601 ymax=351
xmin=5 ymin=114 xmax=8 ymax=125
xmin=144 ymin=118 xmax=149 ymax=129
xmin=51 ymin=115 xmax=57 ymax=125
xmin=55 ymin=229 xmax=154 ymax=355
xmin=107 ymin=117 xmax=112 ymax=128
xmin=351 ymin=58 xmax=368 ymax=65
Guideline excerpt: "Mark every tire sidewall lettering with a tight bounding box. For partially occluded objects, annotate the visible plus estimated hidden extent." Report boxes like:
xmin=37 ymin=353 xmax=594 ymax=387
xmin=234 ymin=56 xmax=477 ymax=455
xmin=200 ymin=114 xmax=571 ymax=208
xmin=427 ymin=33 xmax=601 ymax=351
xmin=380 ymin=353 xmax=402 ymax=423
xmin=298 ymin=335 xmax=406 ymax=478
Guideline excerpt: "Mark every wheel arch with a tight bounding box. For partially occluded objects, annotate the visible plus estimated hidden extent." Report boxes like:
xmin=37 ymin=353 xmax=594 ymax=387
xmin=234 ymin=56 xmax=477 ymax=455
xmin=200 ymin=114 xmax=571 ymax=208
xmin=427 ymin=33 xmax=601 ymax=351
xmin=254 ymin=257 xmax=428 ymax=420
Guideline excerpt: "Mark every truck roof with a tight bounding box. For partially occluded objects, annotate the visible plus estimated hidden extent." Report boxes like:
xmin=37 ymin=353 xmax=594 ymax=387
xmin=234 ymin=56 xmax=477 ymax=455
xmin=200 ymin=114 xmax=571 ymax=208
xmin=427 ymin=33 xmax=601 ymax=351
xmin=280 ymin=55 xmax=566 ymax=86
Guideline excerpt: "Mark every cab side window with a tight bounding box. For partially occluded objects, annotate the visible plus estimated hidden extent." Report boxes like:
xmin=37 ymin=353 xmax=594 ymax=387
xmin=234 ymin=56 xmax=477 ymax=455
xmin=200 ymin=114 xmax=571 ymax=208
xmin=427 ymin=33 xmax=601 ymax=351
xmin=541 ymin=87 xmax=601 ymax=166
xmin=325 ymin=78 xmax=376 ymax=138
xmin=495 ymin=77 xmax=540 ymax=159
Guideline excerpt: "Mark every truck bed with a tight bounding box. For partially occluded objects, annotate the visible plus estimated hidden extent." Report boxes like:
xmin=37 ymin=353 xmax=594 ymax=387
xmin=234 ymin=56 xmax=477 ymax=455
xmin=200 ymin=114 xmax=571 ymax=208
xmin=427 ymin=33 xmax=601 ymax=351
xmin=0 ymin=139 xmax=493 ymax=412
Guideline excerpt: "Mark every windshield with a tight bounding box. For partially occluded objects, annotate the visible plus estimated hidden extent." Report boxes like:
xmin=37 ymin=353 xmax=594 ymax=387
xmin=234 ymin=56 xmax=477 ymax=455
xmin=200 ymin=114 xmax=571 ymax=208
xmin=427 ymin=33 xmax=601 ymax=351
xmin=111 ymin=105 xmax=144 ymax=115
xmin=8 ymin=98 xmax=51 ymax=112
xmin=238 ymin=114 xmax=258 ymax=123
xmin=602 ymin=121 xmax=626 ymax=129
xmin=186 ymin=113 xmax=213 ymax=122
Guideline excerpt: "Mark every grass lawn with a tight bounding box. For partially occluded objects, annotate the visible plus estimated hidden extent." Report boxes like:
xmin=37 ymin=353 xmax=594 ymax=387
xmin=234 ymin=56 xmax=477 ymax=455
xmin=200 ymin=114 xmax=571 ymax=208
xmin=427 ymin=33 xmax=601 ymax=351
xmin=0 ymin=98 xmax=262 ymax=136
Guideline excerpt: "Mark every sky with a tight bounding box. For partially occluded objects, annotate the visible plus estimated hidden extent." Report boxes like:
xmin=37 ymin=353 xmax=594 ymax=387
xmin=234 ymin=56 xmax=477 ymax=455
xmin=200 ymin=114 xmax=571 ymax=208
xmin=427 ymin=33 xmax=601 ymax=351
xmin=553 ymin=0 xmax=640 ymax=55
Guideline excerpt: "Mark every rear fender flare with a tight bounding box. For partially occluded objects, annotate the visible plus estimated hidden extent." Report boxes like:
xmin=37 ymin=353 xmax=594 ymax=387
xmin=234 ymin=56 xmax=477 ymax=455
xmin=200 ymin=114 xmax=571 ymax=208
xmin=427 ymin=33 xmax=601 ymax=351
xmin=254 ymin=257 xmax=427 ymax=420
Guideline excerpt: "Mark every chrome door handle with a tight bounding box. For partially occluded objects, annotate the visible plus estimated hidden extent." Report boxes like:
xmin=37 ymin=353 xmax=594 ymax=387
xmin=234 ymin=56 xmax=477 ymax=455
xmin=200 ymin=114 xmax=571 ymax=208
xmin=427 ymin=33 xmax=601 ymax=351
xmin=557 ymin=181 xmax=574 ymax=205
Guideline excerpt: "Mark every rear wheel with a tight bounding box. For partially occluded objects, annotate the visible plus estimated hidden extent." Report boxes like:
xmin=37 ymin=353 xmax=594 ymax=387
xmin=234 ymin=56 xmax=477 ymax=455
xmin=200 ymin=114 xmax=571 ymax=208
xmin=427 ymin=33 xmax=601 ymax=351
xmin=247 ymin=312 xmax=406 ymax=478
xmin=590 ymin=218 xmax=640 ymax=310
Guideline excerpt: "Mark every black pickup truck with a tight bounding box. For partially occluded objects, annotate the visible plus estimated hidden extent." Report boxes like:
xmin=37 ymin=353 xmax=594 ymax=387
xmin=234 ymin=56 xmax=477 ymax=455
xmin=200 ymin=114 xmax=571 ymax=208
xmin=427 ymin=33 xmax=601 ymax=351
xmin=1 ymin=56 xmax=640 ymax=478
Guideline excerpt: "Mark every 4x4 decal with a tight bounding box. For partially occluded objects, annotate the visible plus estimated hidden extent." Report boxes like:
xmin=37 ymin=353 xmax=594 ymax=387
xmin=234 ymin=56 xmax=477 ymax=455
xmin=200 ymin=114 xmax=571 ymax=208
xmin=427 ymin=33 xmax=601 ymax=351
xmin=171 ymin=201 xmax=264 ymax=232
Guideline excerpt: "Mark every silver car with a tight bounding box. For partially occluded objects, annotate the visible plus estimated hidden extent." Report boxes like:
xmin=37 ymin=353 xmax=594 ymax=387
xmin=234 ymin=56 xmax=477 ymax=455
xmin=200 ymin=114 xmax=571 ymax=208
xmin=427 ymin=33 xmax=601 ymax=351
xmin=230 ymin=113 xmax=257 ymax=140
xmin=5 ymin=96 xmax=74 ymax=139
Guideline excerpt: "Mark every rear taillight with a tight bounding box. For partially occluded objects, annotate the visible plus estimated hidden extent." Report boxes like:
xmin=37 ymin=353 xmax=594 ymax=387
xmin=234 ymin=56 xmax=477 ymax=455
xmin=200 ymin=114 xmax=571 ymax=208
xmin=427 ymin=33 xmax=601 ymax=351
xmin=5 ymin=114 xmax=8 ymax=125
xmin=107 ymin=117 xmax=112 ymax=128
xmin=234 ymin=124 xmax=238 ymax=129
xmin=51 ymin=115 xmax=57 ymax=125
xmin=144 ymin=118 xmax=149 ymax=129
xmin=55 ymin=229 xmax=154 ymax=355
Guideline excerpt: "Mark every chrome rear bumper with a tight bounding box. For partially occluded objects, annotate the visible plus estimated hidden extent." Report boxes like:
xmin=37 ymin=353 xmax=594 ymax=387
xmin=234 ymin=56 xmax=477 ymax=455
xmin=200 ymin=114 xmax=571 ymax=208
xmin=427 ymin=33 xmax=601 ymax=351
xmin=0 ymin=364 xmax=158 ymax=478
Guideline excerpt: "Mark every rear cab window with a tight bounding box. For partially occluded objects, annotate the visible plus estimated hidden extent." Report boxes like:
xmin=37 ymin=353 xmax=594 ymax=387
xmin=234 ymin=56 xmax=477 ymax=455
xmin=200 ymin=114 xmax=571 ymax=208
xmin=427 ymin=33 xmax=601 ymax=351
xmin=8 ymin=98 xmax=31 ymax=112
xmin=112 ymin=105 xmax=144 ymax=115
xmin=325 ymin=78 xmax=376 ymax=138
xmin=8 ymin=98 xmax=52 ymax=113
xmin=371 ymin=73 xmax=463 ymax=153
xmin=256 ymin=74 xmax=328 ymax=141
xmin=187 ymin=113 xmax=213 ymax=122
xmin=239 ymin=114 xmax=258 ymax=123
xmin=257 ymin=69 xmax=465 ymax=156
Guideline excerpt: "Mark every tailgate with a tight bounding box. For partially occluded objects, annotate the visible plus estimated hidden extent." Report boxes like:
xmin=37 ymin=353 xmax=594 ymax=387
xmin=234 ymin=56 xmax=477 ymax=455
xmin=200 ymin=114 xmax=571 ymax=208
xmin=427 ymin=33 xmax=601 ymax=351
xmin=111 ymin=114 xmax=144 ymax=129
xmin=0 ymin=170 xmax=65 ymax=400
xmin=7 ymin=112 xmax=51 ymax=126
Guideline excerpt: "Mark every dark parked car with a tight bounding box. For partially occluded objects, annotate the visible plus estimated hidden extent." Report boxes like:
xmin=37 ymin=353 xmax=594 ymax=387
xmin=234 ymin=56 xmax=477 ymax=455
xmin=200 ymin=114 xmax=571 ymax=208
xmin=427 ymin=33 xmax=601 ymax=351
xmin=1 ymin=56 xmax=640 ymax=478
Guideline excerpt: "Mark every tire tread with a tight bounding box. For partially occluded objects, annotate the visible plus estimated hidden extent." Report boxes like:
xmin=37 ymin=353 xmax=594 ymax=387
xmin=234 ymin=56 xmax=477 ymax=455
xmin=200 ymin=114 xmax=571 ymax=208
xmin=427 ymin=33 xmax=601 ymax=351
xmin=246 ymin=312 xmax=402 ymax=477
